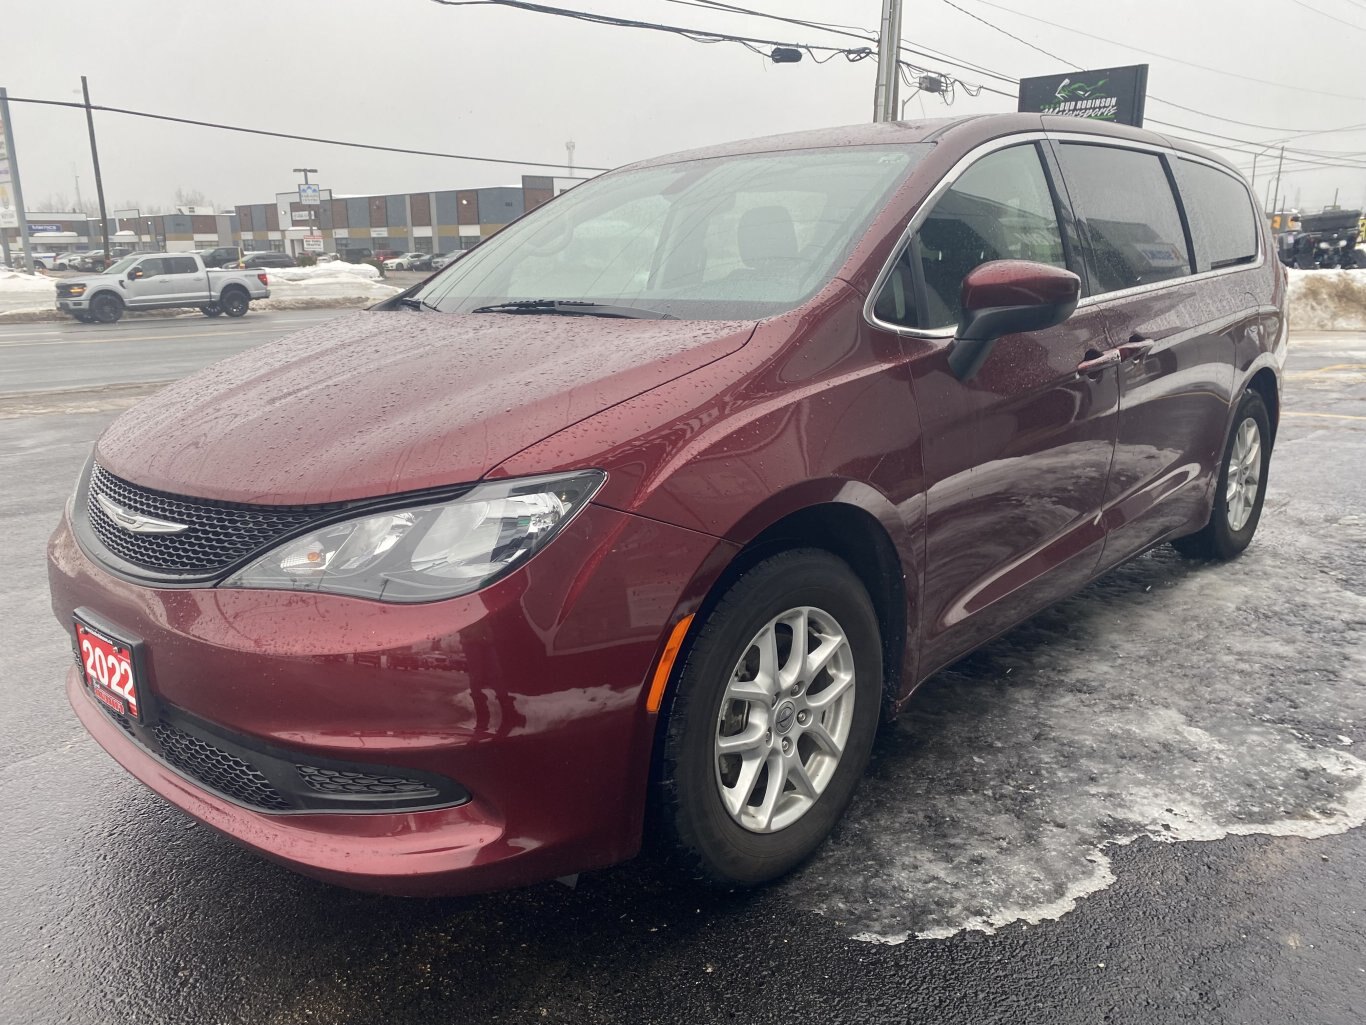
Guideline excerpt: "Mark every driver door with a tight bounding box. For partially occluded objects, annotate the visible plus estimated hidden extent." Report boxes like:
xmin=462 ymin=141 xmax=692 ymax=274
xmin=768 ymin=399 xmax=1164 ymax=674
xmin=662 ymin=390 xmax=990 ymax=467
xmin=871 ymin=141 xmax=1120 ymax=674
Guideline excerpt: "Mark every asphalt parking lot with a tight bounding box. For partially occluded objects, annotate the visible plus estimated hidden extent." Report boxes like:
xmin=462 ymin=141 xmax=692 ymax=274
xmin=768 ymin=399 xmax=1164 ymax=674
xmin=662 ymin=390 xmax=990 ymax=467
xmin=1 ymin=324 xmax=1364 ymax=1024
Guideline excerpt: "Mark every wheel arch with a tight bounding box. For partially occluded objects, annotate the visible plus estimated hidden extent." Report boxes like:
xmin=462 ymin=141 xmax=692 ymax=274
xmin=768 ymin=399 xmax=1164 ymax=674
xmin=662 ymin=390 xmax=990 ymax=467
xmin=1246 ymin=366 xmax=1280 ymax=447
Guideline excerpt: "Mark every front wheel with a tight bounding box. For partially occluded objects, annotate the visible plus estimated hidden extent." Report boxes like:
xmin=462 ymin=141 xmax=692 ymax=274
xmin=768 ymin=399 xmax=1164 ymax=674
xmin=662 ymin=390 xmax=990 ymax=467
xmin=1173 ymin=390 xmax=1272 ymax=560
xmin=658 ymin=549 xmax=882 ymax=887
xmin=220 ymin=290 xmax=249 ymax=317
xmin=89 ymin=293 xmax=123 ymax=324
xmin=200 ymin=304 xmax=223 ymax=317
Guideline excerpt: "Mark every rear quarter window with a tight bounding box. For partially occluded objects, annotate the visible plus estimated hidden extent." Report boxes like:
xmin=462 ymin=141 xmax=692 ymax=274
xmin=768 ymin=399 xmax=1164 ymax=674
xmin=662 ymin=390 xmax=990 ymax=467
xmin=1173 ymin=159 xmax=1259 ymax=271
xmin=1055 ymin=143 xmax=1192 ymax=295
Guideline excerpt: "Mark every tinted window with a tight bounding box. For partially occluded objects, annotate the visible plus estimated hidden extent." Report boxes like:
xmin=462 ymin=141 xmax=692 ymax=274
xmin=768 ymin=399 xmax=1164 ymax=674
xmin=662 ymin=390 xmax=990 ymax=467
xmin=884 ymin=143 xmax=1065 ymax=329
xmin=138 ymin=258 xmax=166 ymax=276
xmin=1055 ymin=143 xmax=1191 ymax=295
xmin=1174 ymin=159 xmax=1258 ymax=271
xmin=166 ymin=257 xmax=199 ymax=274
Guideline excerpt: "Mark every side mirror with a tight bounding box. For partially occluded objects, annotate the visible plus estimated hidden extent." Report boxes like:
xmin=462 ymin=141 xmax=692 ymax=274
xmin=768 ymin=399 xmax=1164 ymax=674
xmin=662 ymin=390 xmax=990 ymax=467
xmin=948 ymin=260 xmax=1081 ymax=381
xmin=128 ymin=267 xmax=145 ymax=280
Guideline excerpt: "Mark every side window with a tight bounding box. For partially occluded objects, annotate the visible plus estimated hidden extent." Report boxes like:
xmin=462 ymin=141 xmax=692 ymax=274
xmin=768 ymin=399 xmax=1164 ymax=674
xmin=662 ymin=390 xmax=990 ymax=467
xmin=1173 ymin=159 xmax=1258 ymax=271
xmin=167 ymin=257 xmax=199 ymax=275
xmin=876 ymin=144 xmax=1066 ymax=329
xmin=1055 ymin=143 xmax=1191 ymax=294
xmin=138 ymin=258 xmax=165 ymax=276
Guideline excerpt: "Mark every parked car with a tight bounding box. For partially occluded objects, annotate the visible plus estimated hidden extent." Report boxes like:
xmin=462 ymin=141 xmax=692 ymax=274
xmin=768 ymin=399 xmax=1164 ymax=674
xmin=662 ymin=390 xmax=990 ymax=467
xmin=383 ymin=251 xmax=429 ymax=271
xmin=316 ymin=252 xmax=341 ymax=264
xmin=429 ymin=251 xmax=464 ymax=270
xmin=373 ymin=249 xmax=402 ymax=263
xmin=54 ymin=251 xmax=270 ymax=323
xmin=23 ymin=251 xmax=58 ymax=271
xmin=199 ymin=246 xmax=244 ymax=269
xmin=241 ymin=251 xmax=296 ymax=269
xmin=48 ymin=114 xmax=1285 ymax=897
xmin=72 ymin=250 xmax=107 ymax=272
xmin=340 ymin=247 xmax=374 ymax=264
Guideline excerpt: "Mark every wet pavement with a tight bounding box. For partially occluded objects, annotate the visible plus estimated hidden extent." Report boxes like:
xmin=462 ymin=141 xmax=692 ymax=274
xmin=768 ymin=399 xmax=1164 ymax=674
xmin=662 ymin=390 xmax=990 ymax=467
xmin=2 ymin=331 xmax=1364 ymax=1024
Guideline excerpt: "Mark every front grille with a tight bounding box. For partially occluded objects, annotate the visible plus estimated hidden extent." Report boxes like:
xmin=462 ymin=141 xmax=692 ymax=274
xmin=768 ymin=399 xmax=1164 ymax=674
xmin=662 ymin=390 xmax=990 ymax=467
xmin=57 ymin=283 xmax=82 ymax=298
xmin=86 ymin=463 xmax=337 ymax=574
xmin=151 ymin=721 xmax=291 ymax=811
xmin=296 ymin=764 xmax=437 ymax=798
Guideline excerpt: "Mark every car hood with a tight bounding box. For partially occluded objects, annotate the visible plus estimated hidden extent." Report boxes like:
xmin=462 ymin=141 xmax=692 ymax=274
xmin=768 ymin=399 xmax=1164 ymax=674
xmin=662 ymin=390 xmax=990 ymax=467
xmin=59 ymin=273 xmax=110 ymax=288
xmin=94 ymin=309 xmax=755 ymax=504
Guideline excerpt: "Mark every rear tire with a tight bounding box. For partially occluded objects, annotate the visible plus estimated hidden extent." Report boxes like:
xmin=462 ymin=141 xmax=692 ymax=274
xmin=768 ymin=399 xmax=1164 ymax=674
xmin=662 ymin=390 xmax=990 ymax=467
xmin=658 ymin=549 xmax=882 ymax=888
xmin=1173 ymin=390 xmax=1272 ymax=561
xmin=90 ymin=293 xmax=123 ymax=324
xmin=221 ymin=289 xmax=249 ymax=318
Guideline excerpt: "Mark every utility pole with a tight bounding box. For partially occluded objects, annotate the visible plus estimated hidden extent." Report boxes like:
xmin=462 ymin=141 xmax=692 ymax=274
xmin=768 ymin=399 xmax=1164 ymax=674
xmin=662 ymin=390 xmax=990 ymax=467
xmin=1269 ymin=146 xmax=1285 ymax=223
xmin=566 ymin=140 xmax=575 ymax=177
xmin=81 ymin=77 xmax=110 ymax=259
xmin=0 ymin=88 xmax=33 ymax=272
xmin=873 ymin=0 xmax=904 ymax=122
xmin=73 ymin=166 xmax=83 ymax=213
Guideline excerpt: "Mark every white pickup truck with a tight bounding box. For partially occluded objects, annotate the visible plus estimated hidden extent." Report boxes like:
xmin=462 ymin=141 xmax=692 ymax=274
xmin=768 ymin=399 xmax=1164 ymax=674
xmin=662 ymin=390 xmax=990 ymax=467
xmin=55 ymin=252 xmax=271 ymax=323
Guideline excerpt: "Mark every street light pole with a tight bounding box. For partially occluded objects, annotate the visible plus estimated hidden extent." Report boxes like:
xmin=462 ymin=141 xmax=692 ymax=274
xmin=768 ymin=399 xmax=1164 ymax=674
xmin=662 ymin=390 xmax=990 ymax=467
xmin=873 ymin=0 xmax=904 ymax=122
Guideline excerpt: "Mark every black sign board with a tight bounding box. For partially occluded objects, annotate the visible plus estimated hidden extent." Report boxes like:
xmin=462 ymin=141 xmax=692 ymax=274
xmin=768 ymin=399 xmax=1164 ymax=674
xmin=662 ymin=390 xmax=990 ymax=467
xmin=1017 ymin=64 xmax=1149 ymax=127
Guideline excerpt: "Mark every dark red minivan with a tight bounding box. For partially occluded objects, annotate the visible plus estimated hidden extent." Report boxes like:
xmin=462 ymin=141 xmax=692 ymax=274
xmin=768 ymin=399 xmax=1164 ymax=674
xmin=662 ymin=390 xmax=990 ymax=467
xmin=48 ymin=114 xmax=1286 ymax=895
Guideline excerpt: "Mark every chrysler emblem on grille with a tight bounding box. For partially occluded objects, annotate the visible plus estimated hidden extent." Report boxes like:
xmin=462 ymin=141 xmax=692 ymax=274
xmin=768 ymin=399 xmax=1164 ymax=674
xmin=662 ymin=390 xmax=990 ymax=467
xmin=95 ymin=494 xmax=190 ymax=535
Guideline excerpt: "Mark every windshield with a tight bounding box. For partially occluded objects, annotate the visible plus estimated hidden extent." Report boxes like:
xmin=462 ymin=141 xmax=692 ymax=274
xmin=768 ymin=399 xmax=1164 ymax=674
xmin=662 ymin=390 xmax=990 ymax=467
xmin=415 ymin=145 xmax=927 ymax=321
xmin=103 ymin=256 xmax=139 ymax=275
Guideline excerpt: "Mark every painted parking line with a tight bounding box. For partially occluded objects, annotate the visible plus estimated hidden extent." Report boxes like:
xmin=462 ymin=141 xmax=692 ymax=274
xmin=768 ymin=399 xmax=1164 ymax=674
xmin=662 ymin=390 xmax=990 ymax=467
xmin=1283 ymin=411 xmax=1366 ymax=422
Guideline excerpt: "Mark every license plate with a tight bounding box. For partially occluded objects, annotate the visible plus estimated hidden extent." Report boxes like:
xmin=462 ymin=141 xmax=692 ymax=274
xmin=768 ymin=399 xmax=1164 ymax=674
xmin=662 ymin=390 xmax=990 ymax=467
xmin=74 ymin=618 xmax=142 ymax=720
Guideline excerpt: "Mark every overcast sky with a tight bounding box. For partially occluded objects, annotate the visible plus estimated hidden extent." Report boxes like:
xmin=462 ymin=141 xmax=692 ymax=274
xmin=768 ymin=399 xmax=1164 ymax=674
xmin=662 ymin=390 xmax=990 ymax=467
xmin=4 ymin=0 xmax=1364 ymax=214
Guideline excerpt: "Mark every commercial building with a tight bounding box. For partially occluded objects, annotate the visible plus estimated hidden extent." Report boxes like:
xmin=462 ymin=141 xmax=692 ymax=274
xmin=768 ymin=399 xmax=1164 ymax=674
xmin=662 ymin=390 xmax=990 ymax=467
xmin=2 ymin=175 xmax=582 ymax=264
xmin=236 ymin=175 xmax=584 ymax=258
xmin=1 ymin=210 xmax=239 ymax=258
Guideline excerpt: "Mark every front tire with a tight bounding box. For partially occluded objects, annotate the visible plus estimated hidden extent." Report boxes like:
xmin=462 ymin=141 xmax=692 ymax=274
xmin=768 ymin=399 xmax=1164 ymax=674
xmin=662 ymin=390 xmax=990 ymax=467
xmin=220 ymin=290 xmax=249 ymax=317
xmin=1173 ymin=390 xmax=1272 ymax=560
xmin=658 ymin=549 xmax=882 ymax=888
xmin=200 ymin=304 xmax=223 ymax=317
xmin=90 ymin=293 xmax=123 ymax=324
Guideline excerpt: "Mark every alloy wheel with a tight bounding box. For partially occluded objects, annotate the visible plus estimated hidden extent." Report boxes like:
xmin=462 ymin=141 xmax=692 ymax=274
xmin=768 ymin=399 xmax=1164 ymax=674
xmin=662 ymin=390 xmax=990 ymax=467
xmin=713 ymin=606 xmax=857 ymax=833
xmin=1226 ymin=416 xmax=1262 ymax=532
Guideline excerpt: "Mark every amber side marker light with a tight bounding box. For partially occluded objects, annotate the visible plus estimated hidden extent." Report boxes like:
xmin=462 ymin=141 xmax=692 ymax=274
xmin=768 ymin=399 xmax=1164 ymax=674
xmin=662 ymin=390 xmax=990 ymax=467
xmin=646 ymin=613 xmax=695 ymax=713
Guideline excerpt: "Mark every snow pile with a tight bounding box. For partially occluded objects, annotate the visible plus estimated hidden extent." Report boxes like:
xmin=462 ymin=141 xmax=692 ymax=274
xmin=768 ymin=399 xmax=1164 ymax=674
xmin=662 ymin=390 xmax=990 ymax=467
xmin=0 ymin=269 xmax=57 ymax=314
xmin=1287 ymin=268 xmax=1366 ymax=330
xmin=260 ymin=261 xmax=382 ymax=284
xmin=258 ymin=261 xmax=398 ymax=304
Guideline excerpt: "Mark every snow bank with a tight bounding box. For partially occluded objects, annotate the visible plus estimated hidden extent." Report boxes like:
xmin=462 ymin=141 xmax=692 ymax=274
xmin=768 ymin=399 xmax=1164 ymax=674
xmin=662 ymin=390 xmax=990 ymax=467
xmin=260 ymin=261 xmax=381 ymax=283
xmin=1287 ymin=268 xmax=1366 ymax=331
xmin=262 ymin=263 xmax=398 ymax=302
xmin=0 ymin=269 xmax=57 ymax=314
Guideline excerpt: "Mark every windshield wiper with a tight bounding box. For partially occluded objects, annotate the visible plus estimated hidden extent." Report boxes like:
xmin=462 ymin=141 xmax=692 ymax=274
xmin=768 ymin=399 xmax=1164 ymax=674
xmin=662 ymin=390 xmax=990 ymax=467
xmin=397 ymin=295 xmax=441 ymax=312
xmin=470 ymin=299 xmax=674 ymax=320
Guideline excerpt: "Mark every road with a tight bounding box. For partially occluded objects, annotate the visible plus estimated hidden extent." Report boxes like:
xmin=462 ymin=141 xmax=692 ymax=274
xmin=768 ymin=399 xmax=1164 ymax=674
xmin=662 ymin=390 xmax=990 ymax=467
xmin=0 ymin=310 xmax=351 ymax=396
xmin=2 ymin=324 xmax=1365 ymax=1024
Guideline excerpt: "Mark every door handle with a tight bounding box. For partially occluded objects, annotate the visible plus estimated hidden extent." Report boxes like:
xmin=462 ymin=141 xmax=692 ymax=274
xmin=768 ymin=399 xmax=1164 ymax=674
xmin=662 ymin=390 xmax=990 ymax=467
xmin=1118 ymin=334 xmax=1154 ymax=361
xmin=1077 ymin=348 xmax=1121 ymax=373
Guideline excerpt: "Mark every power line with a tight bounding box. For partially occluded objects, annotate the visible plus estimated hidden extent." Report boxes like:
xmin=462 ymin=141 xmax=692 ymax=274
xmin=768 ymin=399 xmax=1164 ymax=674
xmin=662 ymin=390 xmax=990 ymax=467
xmin=429 ymin=0 xmax=874 ymax=61
xmin=4 ymin=95 xmax=612 ymax=172
xmin=1289 ymin=0 xmax=1366 ymax=32
xmin=937 ymin=0 xmax=1079 ymax=67
xmin=961 ymin=0 xmax=1366 ymax=102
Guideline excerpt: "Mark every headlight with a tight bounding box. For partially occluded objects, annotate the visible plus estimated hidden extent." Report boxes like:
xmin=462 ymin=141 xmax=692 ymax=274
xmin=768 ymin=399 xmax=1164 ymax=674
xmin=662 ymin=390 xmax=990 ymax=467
xmin=222 ymin=470 xmax=604 ymax=603
xmin=1318 ymin=241 xmax=1331 ymax=250
xmin=67 ymin=284 xmax=86 ymax=296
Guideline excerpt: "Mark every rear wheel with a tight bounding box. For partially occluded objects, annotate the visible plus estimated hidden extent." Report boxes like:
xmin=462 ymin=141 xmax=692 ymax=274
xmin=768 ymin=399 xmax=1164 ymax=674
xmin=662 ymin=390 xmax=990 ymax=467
xmin=1173 ymin=390 xmax=1272 ymax=560
xmin=90 ymin=293 xmax=123 ymax=324
xmin=658 ymin=549 xmax=882 ymax=887
xmin=220 ymin=289 xmax=249 ymax=318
